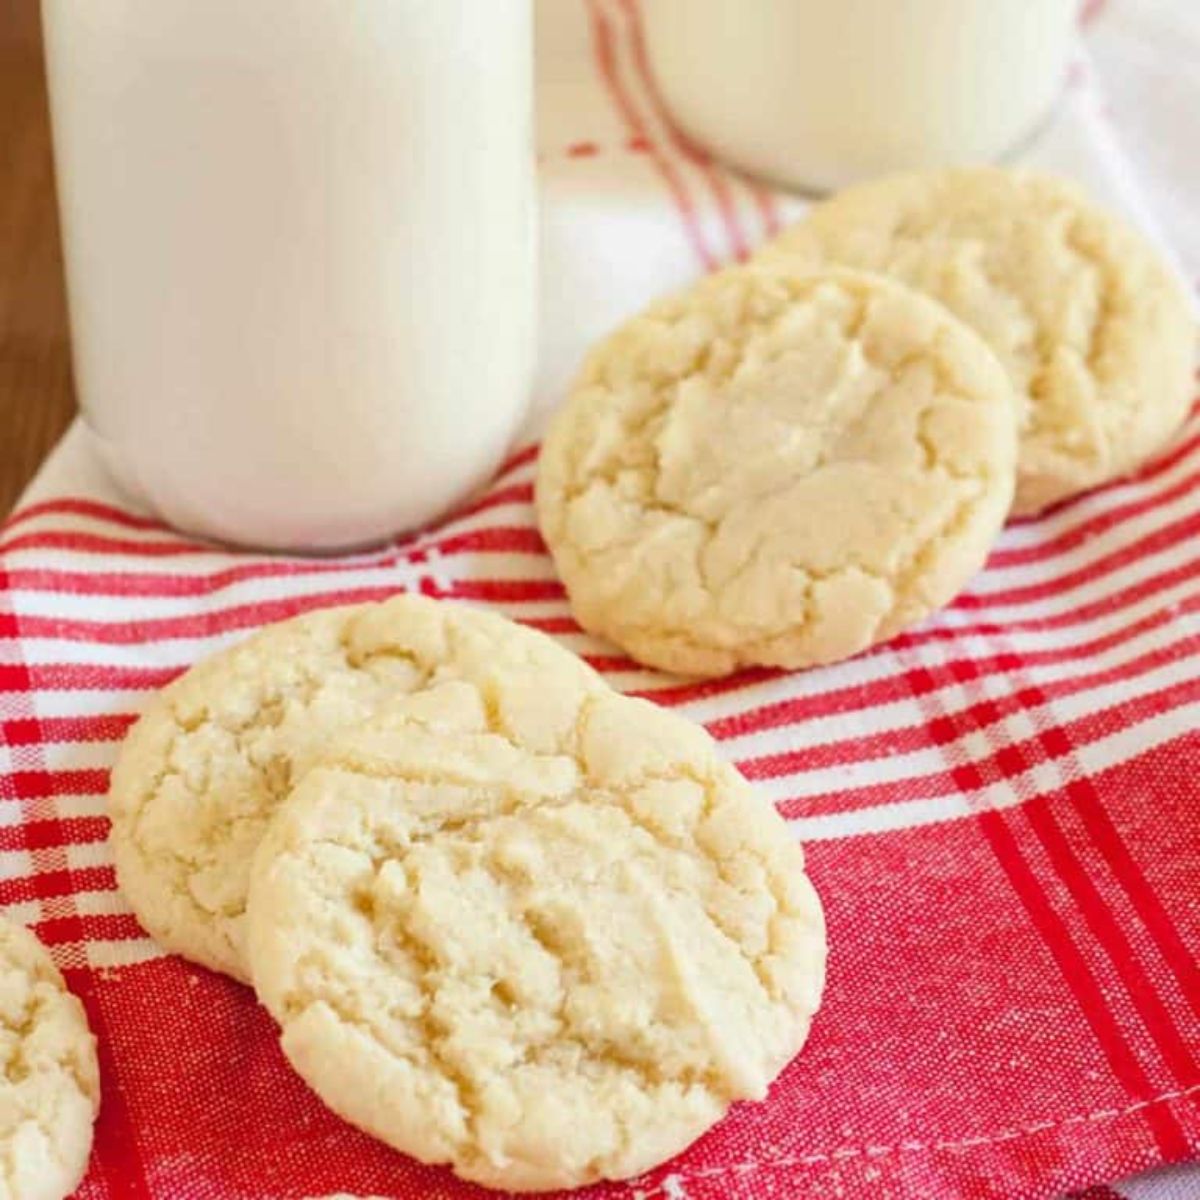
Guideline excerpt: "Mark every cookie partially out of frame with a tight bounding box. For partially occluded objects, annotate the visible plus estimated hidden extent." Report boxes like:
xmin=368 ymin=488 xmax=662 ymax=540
xmin=248 ymin=680 xmax=826 ymax=1193
xmin=537 ymin=264 xmax=1018 ymax=677
xmin=108 ymin=595 xmax=602 ymax=982
xmin=0 ymin=918 xmax=100 ymax=1200
xmin=758 ymin=166 xmax=1197 ymax=515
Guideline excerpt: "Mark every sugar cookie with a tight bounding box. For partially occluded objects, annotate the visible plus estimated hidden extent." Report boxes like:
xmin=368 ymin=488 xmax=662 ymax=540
xmin=537 ymin=265 xmax=1018 ymax=676
xmin=247 ymin=681 xmax=826 ymax=1192
xmin=758 ymin=167 xmax=1196 ymax=514
xmin=0 ymin=918 xmax=100 ymax=1200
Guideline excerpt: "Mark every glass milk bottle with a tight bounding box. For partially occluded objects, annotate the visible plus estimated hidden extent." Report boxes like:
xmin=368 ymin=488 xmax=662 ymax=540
xmin=641 ymin=0 xmax=1077 ymax=193
xmin=42 ymin=0 xmax=535 ymax=550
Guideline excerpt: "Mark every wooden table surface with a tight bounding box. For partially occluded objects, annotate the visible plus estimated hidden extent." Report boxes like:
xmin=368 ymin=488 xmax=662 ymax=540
xmin=0 ymin=0 xmax=75 ymax=516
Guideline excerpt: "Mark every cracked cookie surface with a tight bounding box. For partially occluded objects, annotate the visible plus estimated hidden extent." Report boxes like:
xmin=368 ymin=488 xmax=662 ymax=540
xmin=536 ymin=264 xmax=1018 ymax=677
xmin=757 ymin=167 xmax=1197 ymax=515
xmin=247 ymin=680 xmax=826 ymax=1193
xmin=108 ymin=596 xmax=602 ymax=982
xmin=0 ymin=919 xmax=100 ymax=1200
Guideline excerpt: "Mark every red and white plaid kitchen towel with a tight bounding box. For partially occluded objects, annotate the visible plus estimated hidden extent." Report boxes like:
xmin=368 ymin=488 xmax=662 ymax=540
xmin=4 ymin=2 xmax=1199 ymax=1198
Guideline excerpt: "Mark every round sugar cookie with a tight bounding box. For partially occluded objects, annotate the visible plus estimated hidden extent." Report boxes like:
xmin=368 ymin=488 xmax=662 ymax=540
xmin=0 ymin=919 xmax=100 ymax=1200
xmin=108 ymin=595 xmax=602 ymax=983
xmin=247 ymin=680 xmax=826 ymax=1193
xmin=757 ymin=167 xmax=1197 ymax=515
xmin=536 ymin=264 xmax=1019 ymax=677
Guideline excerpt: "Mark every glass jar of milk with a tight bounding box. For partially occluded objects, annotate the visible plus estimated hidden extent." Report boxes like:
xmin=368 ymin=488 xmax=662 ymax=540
xmin=42 ymin=0 xmax=535 ymax=551
xmin=641 ymin=0 xmax=1078 ymax=193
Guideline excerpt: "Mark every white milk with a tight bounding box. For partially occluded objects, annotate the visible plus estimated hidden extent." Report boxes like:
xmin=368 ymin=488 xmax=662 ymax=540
xmin=641 ymin=0 xmax=1078 ymax=193
xmin=42 ymin=0 xmax=535 ymax=550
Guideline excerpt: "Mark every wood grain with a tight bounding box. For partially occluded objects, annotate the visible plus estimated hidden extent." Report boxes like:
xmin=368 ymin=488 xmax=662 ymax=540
xmin=0 ymin=0 xmax=76 ymax=516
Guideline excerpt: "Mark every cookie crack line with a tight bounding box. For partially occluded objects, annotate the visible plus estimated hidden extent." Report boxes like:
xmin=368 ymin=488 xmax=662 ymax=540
xmin=280 ymin=821 xmax=766 ymax=1144
xmin=558 ymin=277 xmax=879 ymax=511
xmin=297 ymin=707 xmax=797 ymax=1025
xmin=303 ymin=760 xmax=786 ymax=1011
xmin=425 ymin=866 xmax=723 ymax=1095
xmin=593 ymin=449 xmax=987 ymax=657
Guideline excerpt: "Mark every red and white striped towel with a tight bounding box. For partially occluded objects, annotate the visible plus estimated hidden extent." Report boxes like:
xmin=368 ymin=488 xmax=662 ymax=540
xmin=4 ymin=2 xmax=1199 ymax=1197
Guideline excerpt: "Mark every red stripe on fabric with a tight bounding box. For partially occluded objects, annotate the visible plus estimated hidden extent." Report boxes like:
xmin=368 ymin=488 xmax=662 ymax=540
xmin=0 ymin=547 xmax=451 ymax=600
xmin=451 ymin=579 xmax=565 ymax=604
xmin=992 ymin=442 xmax=1200 ymax=569
xmin=885 ymin=606 xmax=1176 ymax=654
xmin=3 ymin=587 xmax=404 ymax=645
xmin=35 ymin=913 xmax=144 ymax=945
xmin=0 ymin=818 xmax=109 ymax=852
xmin=436 ymin=526 xmax=547 ymax=556
xmin=1 ymin=497 xmax=167 ymax=535
xmin=1022 ymin=794 xmax=1200 ymax=1090
xmin=64 ymin=966 xmax=155 ymax=1199
xmin=3 ymin=565 xmax=313 ymax=599
xmin=581 ymin=654 xmax=639 ymax=675
xmin=617 ymin=0 xmax=750 ymax=262
xmin=585 ymin=0 xmax=719 ymax=270
xmin=0 ymin=517 xmax=540 ymax=577
xmin=728 ymin=629 xmax=1196 ymax=774
xmin=0 ymin=864 xmax=116 ymax=905
xmin=491 ymin=442 xmax=540 ymax=481
xmin=955 ymin=555 xmax=1200 ymax=632
xmin=566 ymin=140 xmax=601 ymax=158
xmin=710 ymin=600 xmax=1194 ymax=741
xmin=965 ymin=507 xmax=1200 ymax=609
xmin=2 ymin=527 xmax=541 ymax=599
xmin=750 ymin=181 xmax=785 ymax=240
xmin=977 ymin=815 xmax=1189 ymax=1159
xmin=449 ymin=480 xmax=535 ymax=522
xmin=0 ymin=548 xmax=408 ymax=589
xmin=772 ymin=674 xmax=1200 ymax=819
xmin=1 ymin=714 xmax=136 ymax=746
xmin=0 ymin=530 xmax=220 ymax=558
xmin=0 ymin=663 xmax=178 ymax=694
xmin=1068 ymin=777 xmax=1200 ymax=1024
xmin=2 ymin=714 xmax=134 ymax=748
xmin=518 ymin=614 xmax=585 ymax=636
xmin=0 ymin=769 xmax=109 ymax=800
